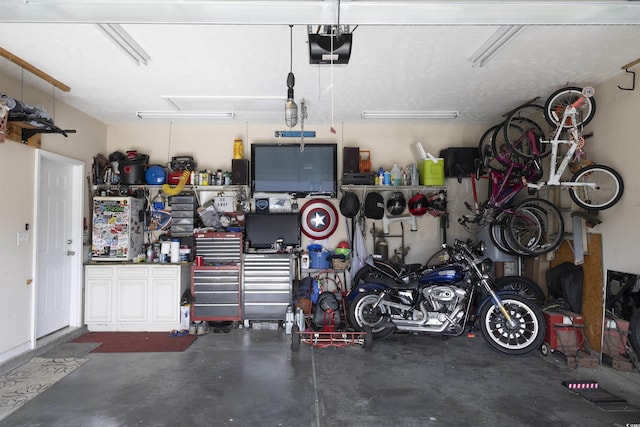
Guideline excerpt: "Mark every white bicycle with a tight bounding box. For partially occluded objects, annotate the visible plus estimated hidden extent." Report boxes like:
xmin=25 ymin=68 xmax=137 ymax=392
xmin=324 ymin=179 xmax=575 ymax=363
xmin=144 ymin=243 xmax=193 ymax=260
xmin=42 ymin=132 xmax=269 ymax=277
xmin=502 ymin=86 xmax=624 ymax=211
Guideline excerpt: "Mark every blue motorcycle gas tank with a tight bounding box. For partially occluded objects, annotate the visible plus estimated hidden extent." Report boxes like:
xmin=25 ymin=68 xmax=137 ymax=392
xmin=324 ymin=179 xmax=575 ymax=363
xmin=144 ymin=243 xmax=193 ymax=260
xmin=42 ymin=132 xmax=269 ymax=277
xmin=418 ymin=265 xmax=464 ymax=285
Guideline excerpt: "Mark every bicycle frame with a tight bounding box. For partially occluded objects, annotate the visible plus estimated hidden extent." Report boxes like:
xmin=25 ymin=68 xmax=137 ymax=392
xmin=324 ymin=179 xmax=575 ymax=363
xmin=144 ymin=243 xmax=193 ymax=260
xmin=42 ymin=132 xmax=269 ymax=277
xmin=529 ymin=97 xmax=597 ymax=190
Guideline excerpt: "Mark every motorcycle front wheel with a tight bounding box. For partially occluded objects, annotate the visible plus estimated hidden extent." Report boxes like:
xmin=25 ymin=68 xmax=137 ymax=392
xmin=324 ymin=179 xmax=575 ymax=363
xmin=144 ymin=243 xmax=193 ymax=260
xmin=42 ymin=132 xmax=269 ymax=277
xmin=347 ymin=291 xmax=396 ymax=340
xmin=479 ymin=294 xmax=545 ymax=355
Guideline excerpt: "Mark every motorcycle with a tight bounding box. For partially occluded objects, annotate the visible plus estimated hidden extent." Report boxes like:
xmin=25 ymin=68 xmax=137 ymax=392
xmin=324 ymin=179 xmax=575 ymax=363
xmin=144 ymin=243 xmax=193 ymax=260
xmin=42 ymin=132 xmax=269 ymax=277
xmin=352 ymin=246 xmax=546 ymax=306
xmin=346 ymin=239 xmax=546 ymax=355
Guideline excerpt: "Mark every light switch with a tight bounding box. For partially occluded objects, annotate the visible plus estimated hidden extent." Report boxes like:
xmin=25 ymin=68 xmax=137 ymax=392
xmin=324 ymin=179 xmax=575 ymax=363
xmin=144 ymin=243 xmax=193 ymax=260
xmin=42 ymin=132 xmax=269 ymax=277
xmin=17 ymin=232 xmax=29 ymax=246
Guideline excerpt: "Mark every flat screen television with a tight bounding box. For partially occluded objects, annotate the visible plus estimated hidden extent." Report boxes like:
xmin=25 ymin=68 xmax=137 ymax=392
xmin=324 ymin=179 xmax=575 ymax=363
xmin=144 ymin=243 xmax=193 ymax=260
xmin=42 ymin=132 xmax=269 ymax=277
xmin=251 ymin=143 xmax=337 ymax=198
xmin=244 ymin=213 xmax=301 ymax=249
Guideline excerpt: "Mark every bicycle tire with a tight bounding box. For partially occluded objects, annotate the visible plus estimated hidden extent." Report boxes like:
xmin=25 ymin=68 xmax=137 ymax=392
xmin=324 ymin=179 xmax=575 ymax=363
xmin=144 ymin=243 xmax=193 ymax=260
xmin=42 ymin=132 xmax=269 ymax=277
xmin=503 ymin=104 xmax=553 ymax=159
xmin=478 ymin=123 xmax=505 ymax=173
xmin=569 ymin=164 xmax=624 ymax=210
xmin=489 ymin=211 xmax=524 ymax=256
xmin=491 ymin=121 xmax=528 ymax=169
xmin=544 ymin=86 xmax=596 ymax=128
xmin=502 ymin=208 xmax=542 ymax=257
xmin=507 ymin=198 xmax=564 ymax=256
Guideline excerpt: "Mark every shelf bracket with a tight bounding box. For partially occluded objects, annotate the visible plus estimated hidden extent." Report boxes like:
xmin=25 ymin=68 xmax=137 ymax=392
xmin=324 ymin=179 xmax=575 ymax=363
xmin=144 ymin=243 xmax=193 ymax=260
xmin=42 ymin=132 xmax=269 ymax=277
xmin=618 ymin=58 xmax=640 ymax=91
xmin=20 ymin=126 xmax=76 ymax=144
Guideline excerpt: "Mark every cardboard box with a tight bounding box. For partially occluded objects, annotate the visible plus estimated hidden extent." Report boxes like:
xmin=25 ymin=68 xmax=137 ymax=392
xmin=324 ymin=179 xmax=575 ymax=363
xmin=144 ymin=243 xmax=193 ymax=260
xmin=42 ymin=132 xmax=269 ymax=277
xmin=418 ymin=158 xmax=444 ymax=186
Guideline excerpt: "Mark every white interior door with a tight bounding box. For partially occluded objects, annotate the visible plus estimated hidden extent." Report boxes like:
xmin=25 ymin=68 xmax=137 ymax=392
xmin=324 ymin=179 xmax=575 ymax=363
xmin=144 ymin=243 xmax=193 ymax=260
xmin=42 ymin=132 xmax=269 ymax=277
xmin=36 ymin=152 xmax=83 ymax=339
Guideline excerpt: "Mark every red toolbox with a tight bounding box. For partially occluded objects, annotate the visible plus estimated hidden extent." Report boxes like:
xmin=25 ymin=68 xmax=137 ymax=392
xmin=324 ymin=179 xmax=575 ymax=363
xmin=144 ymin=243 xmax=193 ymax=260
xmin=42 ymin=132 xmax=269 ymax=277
xmin=541 ymin=310 xmax=586 ymax=356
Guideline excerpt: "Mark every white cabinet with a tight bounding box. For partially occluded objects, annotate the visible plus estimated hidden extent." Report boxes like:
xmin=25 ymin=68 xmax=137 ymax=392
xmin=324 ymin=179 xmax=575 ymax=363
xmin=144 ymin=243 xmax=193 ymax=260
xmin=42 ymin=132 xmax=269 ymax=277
xmin=85 ymin=264 xmax=189 ymax=331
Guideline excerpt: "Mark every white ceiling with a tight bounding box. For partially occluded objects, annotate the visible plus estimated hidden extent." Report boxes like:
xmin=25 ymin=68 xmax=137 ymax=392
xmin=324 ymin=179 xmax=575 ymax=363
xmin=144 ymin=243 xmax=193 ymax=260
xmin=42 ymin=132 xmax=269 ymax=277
xmin=1 ymin=1 xmax=640 ymax=127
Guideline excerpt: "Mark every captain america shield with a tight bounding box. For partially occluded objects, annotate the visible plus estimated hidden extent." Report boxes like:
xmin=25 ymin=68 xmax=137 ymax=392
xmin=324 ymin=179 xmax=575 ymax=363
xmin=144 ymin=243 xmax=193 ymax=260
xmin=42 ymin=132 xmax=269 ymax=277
xmin=300 ymin=199 xmax=339 ymax=239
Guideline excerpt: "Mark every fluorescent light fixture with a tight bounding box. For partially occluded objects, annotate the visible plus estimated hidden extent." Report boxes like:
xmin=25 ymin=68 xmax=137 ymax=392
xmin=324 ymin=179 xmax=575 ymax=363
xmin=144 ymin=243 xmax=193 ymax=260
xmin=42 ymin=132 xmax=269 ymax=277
xmin=98 ymin=23 xmax=151 ymax=66
xmin=136 ymin=111 xmax=234 ymax=119
xmin=470 ymin=25 xmax=526 ymax=68
xmin=361 ymin=111 xmax=459 ymax=119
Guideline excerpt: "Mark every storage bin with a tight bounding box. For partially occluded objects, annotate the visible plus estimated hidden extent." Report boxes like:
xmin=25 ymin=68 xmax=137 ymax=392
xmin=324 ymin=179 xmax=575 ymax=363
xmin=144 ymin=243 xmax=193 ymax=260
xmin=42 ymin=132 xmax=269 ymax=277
xmin=418 ymin=158 xmax=445 ymax=186
xmin=439 ymin=147 xmax=480 ymax=177
xmin=308 ymin=245 xmax=332 ymax=269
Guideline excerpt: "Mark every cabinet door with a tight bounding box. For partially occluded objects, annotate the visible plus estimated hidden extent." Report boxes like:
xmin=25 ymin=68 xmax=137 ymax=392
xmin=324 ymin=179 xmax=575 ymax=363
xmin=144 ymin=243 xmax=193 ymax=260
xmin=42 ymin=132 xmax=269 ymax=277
xmin=85 ymin=266 xmax=113 ymax=322
xmin=150 ymin=266 xmax=180 ymax=323
xmin=115 ymin=266 xmax=148 ymax=322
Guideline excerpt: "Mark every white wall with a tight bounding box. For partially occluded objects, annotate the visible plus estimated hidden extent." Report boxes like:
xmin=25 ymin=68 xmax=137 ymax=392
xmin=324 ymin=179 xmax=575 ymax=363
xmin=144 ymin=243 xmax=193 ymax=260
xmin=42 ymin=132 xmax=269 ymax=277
xmin=589 ymin=77 xmax=640 ymax=276
xmin=0 ymin=71 xmax=107 ymax=361
xmin=106 ymin=121 xmax=485 ymax=266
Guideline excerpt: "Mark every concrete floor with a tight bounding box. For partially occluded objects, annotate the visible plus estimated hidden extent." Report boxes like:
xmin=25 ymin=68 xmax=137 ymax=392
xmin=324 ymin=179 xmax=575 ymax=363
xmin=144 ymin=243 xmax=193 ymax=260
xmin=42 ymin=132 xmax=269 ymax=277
xmin=1 ymin=326 xmax=640 ymax=427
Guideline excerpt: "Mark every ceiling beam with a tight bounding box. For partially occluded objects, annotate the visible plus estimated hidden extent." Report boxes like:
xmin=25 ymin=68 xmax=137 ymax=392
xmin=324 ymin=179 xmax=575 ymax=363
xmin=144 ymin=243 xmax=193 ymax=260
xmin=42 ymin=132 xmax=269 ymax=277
xmin=0 ymin=47 xmax=70 ymax=92
xmin=0 ymin=1 xmax=639 ymax=25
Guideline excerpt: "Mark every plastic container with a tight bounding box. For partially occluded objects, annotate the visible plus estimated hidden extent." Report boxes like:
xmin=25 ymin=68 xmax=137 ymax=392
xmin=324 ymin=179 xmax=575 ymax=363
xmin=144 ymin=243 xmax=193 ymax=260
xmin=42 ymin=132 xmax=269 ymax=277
xmin=418 ymin=156 xmax=445 ymax=186
xmin=308 ymin=244 xmax=331 ymax=269
xmin=390 ymin=164 xmax=401 ymax=186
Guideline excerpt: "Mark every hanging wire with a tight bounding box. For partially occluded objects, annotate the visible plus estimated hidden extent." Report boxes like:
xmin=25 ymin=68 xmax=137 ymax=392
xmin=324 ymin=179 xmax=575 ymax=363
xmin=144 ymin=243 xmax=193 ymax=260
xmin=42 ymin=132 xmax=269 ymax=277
xmin=289 ymin=24 xmax=293 ymax=74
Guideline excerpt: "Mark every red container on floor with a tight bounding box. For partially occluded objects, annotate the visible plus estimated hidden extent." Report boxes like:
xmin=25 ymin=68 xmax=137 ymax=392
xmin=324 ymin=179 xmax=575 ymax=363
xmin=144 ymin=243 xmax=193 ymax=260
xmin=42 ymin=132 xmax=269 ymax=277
xmin=542 ymin=310 xmax=586 ymax=355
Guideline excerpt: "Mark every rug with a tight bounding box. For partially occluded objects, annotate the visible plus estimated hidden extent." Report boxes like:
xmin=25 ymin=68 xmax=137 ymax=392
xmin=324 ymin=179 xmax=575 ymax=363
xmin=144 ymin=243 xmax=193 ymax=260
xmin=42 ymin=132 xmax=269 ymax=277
xmin=72 ymin=332 xmax=196 ymax=353
xmin=0 ymin=357 xmax=87 ymax=422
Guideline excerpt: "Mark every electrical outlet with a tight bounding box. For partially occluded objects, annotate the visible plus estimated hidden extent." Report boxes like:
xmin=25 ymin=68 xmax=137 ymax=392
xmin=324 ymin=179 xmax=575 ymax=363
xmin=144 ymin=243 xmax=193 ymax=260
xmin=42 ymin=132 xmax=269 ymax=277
xmin=17 ymin=232 xmax=29 ymax=246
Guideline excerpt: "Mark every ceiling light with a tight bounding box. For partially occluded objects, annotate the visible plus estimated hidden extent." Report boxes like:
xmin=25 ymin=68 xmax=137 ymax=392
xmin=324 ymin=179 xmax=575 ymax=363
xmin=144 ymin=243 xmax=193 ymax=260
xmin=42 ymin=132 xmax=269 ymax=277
xmin=361 ymin=111 xmax=460 ymax=119
xmin=98 ymin=23 xmax=151 ymax=66
xmin=136 ymin=111 xmax=234 ymax=119
xmin=285 ymin=24 xmax=299 ymax=128
xmin=470 ymin=25 xmax=525 ymax=68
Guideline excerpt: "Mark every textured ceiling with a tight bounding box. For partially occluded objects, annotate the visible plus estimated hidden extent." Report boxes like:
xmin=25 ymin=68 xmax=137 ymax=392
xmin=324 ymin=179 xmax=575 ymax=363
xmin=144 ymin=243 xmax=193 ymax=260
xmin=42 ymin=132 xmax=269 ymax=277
xmin=1 ymin=1 xmax=639 ymax=127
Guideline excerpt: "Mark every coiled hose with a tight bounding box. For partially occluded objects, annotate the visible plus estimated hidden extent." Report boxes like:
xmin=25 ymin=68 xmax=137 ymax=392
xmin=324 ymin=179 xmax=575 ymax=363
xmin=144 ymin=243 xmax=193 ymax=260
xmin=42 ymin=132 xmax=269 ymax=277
xmin=161 ymin=169 xmax=190 ymax=196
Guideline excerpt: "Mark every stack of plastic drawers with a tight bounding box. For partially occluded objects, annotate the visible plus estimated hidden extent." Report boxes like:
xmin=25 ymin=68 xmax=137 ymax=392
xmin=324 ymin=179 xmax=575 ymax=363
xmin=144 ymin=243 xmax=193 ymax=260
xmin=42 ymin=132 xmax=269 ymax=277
xmin=169 ymin=193 xmax=196 ymax=236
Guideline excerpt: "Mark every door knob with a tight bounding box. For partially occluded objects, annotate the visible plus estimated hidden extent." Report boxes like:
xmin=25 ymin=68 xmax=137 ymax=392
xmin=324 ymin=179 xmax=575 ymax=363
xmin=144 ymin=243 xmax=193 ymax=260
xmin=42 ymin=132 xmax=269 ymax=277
xmin=67 ymin=251 xmax=76 ymax=256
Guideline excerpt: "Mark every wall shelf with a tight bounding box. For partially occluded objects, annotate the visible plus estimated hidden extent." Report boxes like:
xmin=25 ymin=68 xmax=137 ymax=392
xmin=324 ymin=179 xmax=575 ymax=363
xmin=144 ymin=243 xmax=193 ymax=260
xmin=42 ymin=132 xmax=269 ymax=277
xmin=341 ymin=185 xmax=447 ymax=193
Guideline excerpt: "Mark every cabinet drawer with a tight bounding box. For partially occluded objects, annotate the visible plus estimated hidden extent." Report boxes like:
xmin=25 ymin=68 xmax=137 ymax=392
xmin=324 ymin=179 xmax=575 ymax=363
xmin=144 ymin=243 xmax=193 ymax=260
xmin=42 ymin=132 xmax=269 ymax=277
xmin=86 ymin=266 xmax=113 ymax=279
xmin=243 ymin=303 xmax=288 ymax=320
xmin=244 ymin=290 xmax=290 ymax=304
xmin=151 ymin=265 xmax=179 ymax=278
xmin=117 ymin=266 xmax=149 ymax=278
xmin=194 ymin=304 xmax=240 ymax=319
xmin=194 ymin=291 xmax=239 ymax=304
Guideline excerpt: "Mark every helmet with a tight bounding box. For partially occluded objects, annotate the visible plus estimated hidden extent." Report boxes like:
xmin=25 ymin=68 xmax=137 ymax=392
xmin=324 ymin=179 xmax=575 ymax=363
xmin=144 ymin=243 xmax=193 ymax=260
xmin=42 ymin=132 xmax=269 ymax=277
xmin=386 ymin=191 xmax=406 ymax=216
xmin=408 ymin=193 xmax=429 ymax=216
xmin=339 ymin=191 xmax=360 ymax=218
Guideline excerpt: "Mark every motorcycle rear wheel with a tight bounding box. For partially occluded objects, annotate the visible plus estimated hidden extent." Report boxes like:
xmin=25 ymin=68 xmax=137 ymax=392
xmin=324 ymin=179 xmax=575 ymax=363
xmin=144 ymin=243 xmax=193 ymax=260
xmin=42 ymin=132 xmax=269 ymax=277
xmin=347 ymin=291 xmax=395 ymax=340
xmin=494 ymin=276 xmax=546 ymax=306
xmin=479 ymin=294 xmax=545 ymax=355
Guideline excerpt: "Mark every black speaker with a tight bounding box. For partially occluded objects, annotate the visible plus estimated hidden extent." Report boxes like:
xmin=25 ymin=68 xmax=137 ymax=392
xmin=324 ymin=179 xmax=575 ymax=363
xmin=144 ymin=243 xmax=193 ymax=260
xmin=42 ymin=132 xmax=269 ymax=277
xmin=343 ymin=147 xmax=360 ymax=173
xmin=232 ymin=159 xmax=249 ymax=185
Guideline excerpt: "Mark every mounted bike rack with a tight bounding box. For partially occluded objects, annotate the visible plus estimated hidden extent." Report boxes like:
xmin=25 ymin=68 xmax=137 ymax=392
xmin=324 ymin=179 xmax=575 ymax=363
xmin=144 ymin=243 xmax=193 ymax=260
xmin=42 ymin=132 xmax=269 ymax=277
xmin=618 ymin=58 xmax=640 ymax=91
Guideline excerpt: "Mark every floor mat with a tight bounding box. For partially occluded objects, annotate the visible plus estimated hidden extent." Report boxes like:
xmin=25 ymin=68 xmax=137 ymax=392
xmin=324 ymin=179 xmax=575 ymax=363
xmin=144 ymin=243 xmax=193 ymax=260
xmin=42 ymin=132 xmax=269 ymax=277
xmin=72 ymin=332 xmax=197 ymax=353
xmin=0 ymin=357 xmax=87 ymax=422
xmin=563 ymin=380 xmax=640 ymax=412
xmin=40 ymin=342 xmax=102 ymax=359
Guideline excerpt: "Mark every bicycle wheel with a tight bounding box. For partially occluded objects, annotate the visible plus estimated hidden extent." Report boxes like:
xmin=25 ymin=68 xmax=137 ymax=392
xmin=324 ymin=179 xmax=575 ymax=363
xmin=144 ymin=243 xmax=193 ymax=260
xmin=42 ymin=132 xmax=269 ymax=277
xmin=569 ymin=164 xmax=624 ymax=210
xmin=491 ymin=121 xmax=528 ymax=169
xmin=478 ymin=123 xmax=505 ymax=173
xmin=544 ymin=86 xmax=596 ymax=128
xmin=503 ymin=104 xmax=553 ymax=159
xmin=489 ymin=211 xmax=524 ymax=256
xmin=502 ymin=208 xmax=542 ymax=257
xmin=507 ymin=198 xmax=564 ymax=256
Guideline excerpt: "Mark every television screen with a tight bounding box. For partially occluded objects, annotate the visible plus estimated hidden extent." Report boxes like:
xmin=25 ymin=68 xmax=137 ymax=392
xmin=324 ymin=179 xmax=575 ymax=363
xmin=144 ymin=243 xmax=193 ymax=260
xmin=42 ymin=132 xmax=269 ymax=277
xmin=245 ymin=213 xmax=301 ymax=249
xmin=251 ymin=143 xmax=337 ymax=198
